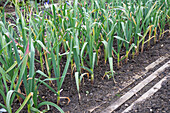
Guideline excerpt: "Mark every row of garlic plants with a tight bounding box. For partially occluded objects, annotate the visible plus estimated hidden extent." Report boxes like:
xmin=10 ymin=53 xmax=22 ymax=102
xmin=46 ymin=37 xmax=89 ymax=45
xmin=0 ymin=0 xmax=169 ymax=112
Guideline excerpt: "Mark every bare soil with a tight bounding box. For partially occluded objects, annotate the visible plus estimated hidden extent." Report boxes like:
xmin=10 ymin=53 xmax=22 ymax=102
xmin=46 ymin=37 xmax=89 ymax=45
xmin=0 ymin=1 xmax=170 ymax=113
xmin=129 ymin=72 xmax=170 ymax=113
xmin=36 ymin=30 xmax=170 ymax=113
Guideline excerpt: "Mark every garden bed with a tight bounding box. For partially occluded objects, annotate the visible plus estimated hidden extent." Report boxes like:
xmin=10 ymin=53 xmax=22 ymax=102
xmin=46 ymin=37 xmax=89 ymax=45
xmin=5 ymin=31 xmax=170 ymax=113
xmin=0 ymin=0 xmax=169 ymax=113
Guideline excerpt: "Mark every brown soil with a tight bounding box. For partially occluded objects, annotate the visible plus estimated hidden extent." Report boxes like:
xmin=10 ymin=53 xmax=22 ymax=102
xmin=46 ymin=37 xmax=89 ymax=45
xmin=56 ymin=34 xmax=170 ymax=113
xmin=9 ymin=29 xmax=169 ymax=113
xmin=129 ymin=71 xmax=170 ymax=113
xmin=0 ymin=2 xmax=170 ymax=113
xmin=112 ymin=67 xmax=170 ymax=113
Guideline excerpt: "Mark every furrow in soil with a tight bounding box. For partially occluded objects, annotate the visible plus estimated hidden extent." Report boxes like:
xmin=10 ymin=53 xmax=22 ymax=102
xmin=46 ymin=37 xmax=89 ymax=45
xmin=101 ymin=60 xmax=170 ymax=113
xmin=88 ymin=55 xmax=170 ymax=113
xmin=122 ymin=75 xmax=170 ymax=113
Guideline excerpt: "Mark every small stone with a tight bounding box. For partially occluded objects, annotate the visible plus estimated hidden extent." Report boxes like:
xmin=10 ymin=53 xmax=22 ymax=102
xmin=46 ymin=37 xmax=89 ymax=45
xmin=125 ymin=104 xmax=129 ymax=107
xmin=89 ymin=93 xmax=93 ymax=96
xmin=150 ymin=109 xmax=153 ymax=112
xmin=106 ymin=93 xmax=112 ymax=97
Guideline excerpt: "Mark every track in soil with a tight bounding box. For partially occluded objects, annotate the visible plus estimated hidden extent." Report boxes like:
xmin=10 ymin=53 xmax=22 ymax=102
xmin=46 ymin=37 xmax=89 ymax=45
xmin=100 ymin=60 xmax=170 ymax=113
xmin=89 ymin=55 xmax=170 ymax=113
xmin=128 ymin=75 xmax=170 ymax=113
xmin=123 ymin=75 xmax=169 ymax=113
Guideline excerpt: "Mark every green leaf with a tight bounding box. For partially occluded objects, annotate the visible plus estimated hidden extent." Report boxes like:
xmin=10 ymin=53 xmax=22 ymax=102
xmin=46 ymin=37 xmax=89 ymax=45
xmin=16 ymin=92 xmax=33 ymax=113
xmin=113 ymin=36 xmax=129 ymax=43
xmin=75 ymin=72 xmax=79 ymax=93
xmin=38 ymin=101 xmax=64 ymax=113
xmin=15 ymin=54 xmax=28 ymax=91
xmin=5 ymin=61 xmax=17 ymax=74
xmin=29 ymin=39 xmax=35 ymax=92
xmin=34 ymin=78 xmax=58 ymax=96
xmin=80 ymin=42 xmax=88 ymax=66
xmin=36 ymin=40 xmax=50 ymax=54
xmin=108 ymin=57 xmax=114 ymax=76
xmin=6 ymin=90 xmax=14 ymax=113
